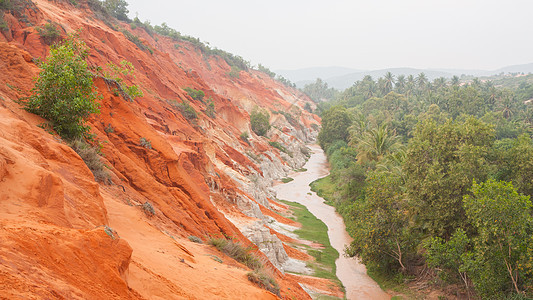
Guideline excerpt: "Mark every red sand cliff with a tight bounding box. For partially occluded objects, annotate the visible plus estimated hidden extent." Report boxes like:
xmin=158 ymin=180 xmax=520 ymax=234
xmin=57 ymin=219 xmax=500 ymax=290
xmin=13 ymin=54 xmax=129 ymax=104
xmin=0 ymin=1 xmax=327 ymax=299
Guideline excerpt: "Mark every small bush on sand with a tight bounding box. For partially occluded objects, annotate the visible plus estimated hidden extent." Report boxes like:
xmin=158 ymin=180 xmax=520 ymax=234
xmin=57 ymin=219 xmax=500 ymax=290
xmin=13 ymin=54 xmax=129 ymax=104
xmin=70 ymin=139 xmax=110 ymax=183
xmin=188 ymin=235 xmax=203 ymax=244
xmin=208 ymin=238 xmax=262 ymax=270
xmin=247 ymin=270 xmax=280 ymax=296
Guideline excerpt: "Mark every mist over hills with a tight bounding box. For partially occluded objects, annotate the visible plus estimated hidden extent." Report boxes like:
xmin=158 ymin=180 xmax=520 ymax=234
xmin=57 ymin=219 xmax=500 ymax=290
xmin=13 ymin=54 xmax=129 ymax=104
xmin=278 ymin=63 xmax=533 ymax=90
xmin=275 ymin=66 xmax=362 ymax=83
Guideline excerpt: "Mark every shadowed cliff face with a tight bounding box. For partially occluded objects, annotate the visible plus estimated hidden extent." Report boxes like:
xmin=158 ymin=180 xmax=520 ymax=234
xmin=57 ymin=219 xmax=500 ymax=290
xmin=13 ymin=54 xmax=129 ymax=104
xmin=0 ymin=0 xmax=322 ymax=299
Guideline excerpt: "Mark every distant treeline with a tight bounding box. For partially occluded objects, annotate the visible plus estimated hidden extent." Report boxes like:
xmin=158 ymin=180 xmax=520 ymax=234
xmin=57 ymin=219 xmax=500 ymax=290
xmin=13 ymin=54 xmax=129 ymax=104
xmin=313 ymin=72 xmax=533 ymax=298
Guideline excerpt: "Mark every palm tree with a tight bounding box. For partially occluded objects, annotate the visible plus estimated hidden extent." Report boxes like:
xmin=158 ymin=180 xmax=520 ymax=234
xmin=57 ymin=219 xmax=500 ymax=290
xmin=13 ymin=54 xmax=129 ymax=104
xmin=376 ymin=148 xmax=407 ymax=182
xmin=406 ymin=75 xmax=415 ymax=96
xmin=416 ymin=72 xmax=428 ymax=90
xmin=349 ymin=112 xmax=369 ymax=137
xmin=451 ymin=75 xmax=460 ymax=86
xmin=384 ymin=72 xmax=395 ymax=94
xmin=498 ymin=93 xmax=515 ymax=119
xmin=395 ymin=75 xmax=406 ymax=93
xmin=351 ymin=123 xmax=401 ymax=163
xmin=362 ymin=77 xmax=376 ymax=99
xmin=432 ymin=77 xmax=447 ymax=90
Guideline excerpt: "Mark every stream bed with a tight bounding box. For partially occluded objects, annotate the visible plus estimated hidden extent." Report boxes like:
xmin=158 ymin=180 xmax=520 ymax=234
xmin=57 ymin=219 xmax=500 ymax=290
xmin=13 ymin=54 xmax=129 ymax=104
xmin=273 ymin=145 xmax=390 ymax=300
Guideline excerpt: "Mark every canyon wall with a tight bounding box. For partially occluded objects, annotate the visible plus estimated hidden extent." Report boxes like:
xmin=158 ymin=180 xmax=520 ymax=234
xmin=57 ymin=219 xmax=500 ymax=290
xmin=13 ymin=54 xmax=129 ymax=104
xmin=0 ymin=1 xmax=322 ymax=299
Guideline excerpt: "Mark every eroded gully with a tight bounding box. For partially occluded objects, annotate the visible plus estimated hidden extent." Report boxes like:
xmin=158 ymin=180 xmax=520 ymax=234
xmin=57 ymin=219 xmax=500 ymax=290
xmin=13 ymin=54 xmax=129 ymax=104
xmin=273 ymin=145 xmax=391 ymax=300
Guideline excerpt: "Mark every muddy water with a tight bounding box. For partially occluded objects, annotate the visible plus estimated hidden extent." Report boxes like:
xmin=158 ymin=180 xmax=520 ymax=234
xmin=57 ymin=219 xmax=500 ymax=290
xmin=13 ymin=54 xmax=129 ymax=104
xmin=274 ymin=145 xmax=390 ymax=300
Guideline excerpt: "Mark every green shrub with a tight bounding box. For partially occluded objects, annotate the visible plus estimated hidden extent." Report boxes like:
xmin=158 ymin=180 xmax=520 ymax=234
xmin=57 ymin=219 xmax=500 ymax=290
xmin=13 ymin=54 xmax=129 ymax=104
xmin=0 ymin=0 xmax=13 ymax=10
xmin=247 ymin=270 xmax=280 ymax=296
xmin=240 ymin=131 xmax=250 ymax=144
xmin=141 ymin=201 xmax=155 ymax=216
xmin=98 ymin=60 xmax=143 ymax=101
xmin=269 ymin=141 xmax=293 ymax=157
xmin=188 ymin=235 xmax=203 ymax=243
xmin=37 ymin=22 xmax=61 ymax=45
xmin=228 ymin=66 xmax=241 ymax=79
xmin=205 ymin=99 xmax=215 ymax=118
xmin=0 ymin=11 xmax=8 ymax=31
xmin=256 ymin=64 xmax=275 ymax=78
xmin=23 ymin=32 xmax=99 ymax=140
xmin=250 ymin=109 xmax=270 ymax=136
xmin=121 ymin=29 xmax=152 ymax=53
xmin=281 ymin=177 xmax=294 ymax=183
xmin=304 ymin=102 xmax=313 ymax=113
xmin=69 ymin=139 xmax=110 ymax=183
xmin=183 ymin=87 xmax=205 ymax=102
xmin=104 ymin=123 xmax=114 ymax=133
xmin=139 ymin=137 xmax=152 ymax=149
xmin=208 ymin=238 xmax=262 ymax=270
xmin=174 ymin=100 xmax=197 ymax=121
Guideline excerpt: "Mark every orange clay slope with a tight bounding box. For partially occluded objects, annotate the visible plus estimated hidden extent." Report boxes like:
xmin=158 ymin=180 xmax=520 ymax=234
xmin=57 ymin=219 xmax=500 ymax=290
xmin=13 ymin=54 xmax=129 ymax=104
xmin=0 ymin=0 xmax=326 ymax=299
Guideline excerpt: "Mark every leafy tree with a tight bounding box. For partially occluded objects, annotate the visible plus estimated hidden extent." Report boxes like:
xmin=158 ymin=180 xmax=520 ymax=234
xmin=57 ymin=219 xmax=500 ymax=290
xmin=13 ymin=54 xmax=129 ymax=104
xmin=317 ymin=105 xmax=351 ymax=150
xmin=425 ymin=229 xmax=471 ymax=293
xmin=404 ymin=117 xmax=494 ymax=238
xmin=250 ymin=109 xmax=270 ymax=136
xmin=464 ymin=180 xmax=532 ymax=297
xmin=102 ymin=0 xmax=129 ymax=21
xmin=495 ymin=134 xmax=533 ymax=196
xmin=23 ymin=32 xmax=99 ymax=140
xmin=303 ymin=78 xmax=337 ymax=102
xmin=347 ymin=171 xmax=412 ymax=273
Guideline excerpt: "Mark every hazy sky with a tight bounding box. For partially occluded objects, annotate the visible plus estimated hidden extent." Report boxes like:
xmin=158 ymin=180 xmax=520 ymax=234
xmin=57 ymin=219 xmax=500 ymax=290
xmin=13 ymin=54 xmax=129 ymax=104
xmin=126 ymin=0 xmax=533 ymax=71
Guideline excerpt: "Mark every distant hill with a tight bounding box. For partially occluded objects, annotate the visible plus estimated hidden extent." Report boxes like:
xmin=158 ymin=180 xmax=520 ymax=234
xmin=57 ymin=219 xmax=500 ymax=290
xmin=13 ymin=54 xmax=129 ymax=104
xmin=275 ymin=66 xmax=362 ymax=84
xmin=280 ymin=62 xmax=533 ymax=90
xmin=495 ymin=63 xmax=533 ymax=74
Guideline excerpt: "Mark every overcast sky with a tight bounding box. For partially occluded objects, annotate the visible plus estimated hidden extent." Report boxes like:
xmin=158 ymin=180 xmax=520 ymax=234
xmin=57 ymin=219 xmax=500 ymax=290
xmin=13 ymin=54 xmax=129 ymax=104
xmin=126 ymin=0 xmax=533 ymax=71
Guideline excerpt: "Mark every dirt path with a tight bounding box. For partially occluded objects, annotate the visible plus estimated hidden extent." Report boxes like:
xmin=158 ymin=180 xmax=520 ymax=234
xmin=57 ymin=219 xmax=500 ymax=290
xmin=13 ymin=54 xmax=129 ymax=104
xmin=274 ymin=145 xmax=390 ymax=300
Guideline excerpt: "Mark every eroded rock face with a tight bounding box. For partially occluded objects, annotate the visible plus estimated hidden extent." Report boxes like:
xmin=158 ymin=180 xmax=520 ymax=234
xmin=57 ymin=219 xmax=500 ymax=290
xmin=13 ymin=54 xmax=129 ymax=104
xmin=242 ymin=221 xmax=290 ymax=271
xmin=0 ymin=0 xmax=320 ymax=298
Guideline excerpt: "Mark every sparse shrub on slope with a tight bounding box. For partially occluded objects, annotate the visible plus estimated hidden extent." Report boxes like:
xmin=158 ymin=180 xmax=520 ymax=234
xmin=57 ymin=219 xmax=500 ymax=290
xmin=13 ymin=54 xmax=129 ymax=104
xmin=69 ymin=139 xmax=110 ymax=183
xmin=247 ymin=270 xmax=280 ymax=296
xmin=208 ymin=238 xmax=261 ymax=270
xmin=208 ymin=237 xmax=280 ymax=295
xmin=250 ymin=109 xmax=270 ymax=136
xmin=36 ymin=21 xmax=61 ymax=45
xmin=23 ymin=32 xmax=100 ymax=140
xmin=183 ymin=87 xmax=205 ymax=102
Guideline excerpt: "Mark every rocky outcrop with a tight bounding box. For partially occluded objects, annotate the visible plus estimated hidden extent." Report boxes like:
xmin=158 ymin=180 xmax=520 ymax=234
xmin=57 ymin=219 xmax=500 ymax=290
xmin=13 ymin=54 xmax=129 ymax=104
xmin=0 ymin=0 xmax=320 ymax=298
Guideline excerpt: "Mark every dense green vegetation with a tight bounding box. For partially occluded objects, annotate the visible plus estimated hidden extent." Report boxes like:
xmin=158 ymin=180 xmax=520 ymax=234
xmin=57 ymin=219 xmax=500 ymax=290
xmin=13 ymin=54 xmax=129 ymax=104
xmin=22 ymin=32 xmax=111 ymax=183
xmin=23 ymin=32 xmax=99 ymax=140
xmin=314 ymin=72 xmax=533 ymax=298
xmin=303 ymin=78 xmax=338 ymax=103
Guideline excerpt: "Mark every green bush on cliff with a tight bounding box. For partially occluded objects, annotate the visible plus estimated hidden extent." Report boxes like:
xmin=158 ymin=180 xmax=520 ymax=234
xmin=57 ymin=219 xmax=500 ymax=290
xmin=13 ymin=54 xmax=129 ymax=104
xmin=23 ymin=32 xmax=100 ymax=140
xmin=183 ymin=87 xmax=205 ymax=102
xmin=250 ymin=109 xmax=270 ymax=136
xmin=36 ymin=21 xmax=61 ymax=45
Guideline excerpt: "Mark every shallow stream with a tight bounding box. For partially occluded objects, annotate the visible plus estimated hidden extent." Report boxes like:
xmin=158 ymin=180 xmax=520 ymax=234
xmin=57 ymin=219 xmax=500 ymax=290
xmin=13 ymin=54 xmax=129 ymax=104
xmin=273 ymin=145 xmax=390 ymax=300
